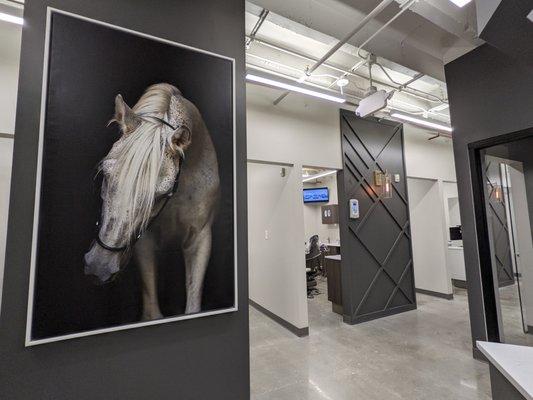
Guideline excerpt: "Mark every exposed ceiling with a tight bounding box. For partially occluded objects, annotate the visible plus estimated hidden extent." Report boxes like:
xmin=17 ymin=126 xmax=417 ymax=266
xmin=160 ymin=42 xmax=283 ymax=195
xmin=248 ymin=0 xmax=482 ymax=81
xmin=245 ymin=0 xmax=478 ymax=124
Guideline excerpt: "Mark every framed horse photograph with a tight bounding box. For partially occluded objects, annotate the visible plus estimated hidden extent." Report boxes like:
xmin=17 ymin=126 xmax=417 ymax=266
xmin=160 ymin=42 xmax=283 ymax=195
xmin=25 ymin=8 xmax=237 ymax=345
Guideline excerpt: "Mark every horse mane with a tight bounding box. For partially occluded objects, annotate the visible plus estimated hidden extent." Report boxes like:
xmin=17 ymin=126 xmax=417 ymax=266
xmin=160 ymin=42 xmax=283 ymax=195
xmin=103 ymin=83 xmax=183 ymax=242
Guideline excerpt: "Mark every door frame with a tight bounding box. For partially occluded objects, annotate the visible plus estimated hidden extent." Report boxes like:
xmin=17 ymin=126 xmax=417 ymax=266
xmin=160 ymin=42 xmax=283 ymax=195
xmin=468 ymin=127 xmax=533 ymax=343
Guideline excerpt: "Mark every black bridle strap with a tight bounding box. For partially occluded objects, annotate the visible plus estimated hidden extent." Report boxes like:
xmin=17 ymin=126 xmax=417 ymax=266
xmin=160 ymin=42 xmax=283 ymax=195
xmin=140 ymin=115 xmax=178 ymax=131
xmin=96 ymin=234 xmax=127 ymax=252
xmin=95 ymin=155 xmax=183 ymax=252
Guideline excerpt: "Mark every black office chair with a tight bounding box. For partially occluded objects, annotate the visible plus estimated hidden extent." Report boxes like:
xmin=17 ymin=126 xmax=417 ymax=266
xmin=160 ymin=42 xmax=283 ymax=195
xmin=306 ymin=235 xmax=321 ymax=298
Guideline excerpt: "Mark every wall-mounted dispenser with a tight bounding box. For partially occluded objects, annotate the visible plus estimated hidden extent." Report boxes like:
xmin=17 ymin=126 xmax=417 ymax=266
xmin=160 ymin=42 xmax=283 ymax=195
xmin=349 ymin=199 xmax=359 ymax=219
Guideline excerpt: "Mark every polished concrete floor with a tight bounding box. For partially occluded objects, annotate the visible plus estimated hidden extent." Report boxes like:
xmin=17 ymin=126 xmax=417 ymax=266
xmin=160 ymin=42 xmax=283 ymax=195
xmin=250 ymin=279 xmax=491 ymax=399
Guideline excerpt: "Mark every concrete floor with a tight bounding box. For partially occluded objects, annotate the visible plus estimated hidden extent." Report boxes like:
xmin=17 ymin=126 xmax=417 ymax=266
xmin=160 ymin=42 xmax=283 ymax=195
xmin=250 ymin=279 xmax=492 ymax=399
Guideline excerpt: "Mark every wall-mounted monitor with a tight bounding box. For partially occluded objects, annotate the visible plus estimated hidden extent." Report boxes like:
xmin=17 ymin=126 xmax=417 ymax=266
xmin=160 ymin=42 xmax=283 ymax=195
xmin=303 ymin=187 xmax=329 ymax=203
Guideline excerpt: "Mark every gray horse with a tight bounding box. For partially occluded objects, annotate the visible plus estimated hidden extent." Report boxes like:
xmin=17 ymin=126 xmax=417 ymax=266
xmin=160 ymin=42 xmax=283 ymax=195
xmin=84 ymin=83 xmax=220 ymax=319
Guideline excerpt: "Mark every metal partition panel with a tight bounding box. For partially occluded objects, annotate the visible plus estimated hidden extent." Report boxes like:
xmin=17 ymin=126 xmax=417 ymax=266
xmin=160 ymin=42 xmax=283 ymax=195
xmin=338 ymin=110 xmax=416 ymax=324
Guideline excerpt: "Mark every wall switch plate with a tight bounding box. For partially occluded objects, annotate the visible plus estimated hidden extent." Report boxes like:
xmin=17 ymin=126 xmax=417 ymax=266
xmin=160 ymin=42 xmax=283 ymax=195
xmin=394 ymin=174 xmax=400 ymax=182
xmin=264 ymin=230 xmax=269 ymax=240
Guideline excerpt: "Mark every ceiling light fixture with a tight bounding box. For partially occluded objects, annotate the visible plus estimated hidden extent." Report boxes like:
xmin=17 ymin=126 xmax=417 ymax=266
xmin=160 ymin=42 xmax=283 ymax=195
xmin=390 ymin=112 xmax=453 ymax=133
xmin=0 ymin=12 xmax=23 ymax=25
xmin=336 ymin=78 xmax=349 ymax=87
xmin=246 ymin=74 xmax=346 ymax=104
xmin=302 ymin=170 xmax=337 ymax=182
xmin=447 ymin=0 xmax=472 ymax=7
xmin=429 ymin=103 xmax=449 ymax=112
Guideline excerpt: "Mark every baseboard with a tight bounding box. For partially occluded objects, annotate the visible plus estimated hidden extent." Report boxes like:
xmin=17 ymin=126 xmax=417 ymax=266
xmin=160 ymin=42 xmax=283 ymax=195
xmin=416 ymin=288 xmax=453 ymax=300
xmin=249 ymin=299 xmax=309 ymax=337
xmin=452 ymin=279 xmax=468 ymax=289
xmin=343 ymin=303 xmax=417 ymax=325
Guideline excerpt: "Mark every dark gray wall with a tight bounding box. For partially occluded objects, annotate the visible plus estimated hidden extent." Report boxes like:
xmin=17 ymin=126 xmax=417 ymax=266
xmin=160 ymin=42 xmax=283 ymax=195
xmin=338 ymin=110 xmax=416 ymax=325
xmin=0 ymin=1 xmax=249 ymax=399
xmin=445 ymin=43 xmax=533 ymax=357
xmin=478 ymin=0 xmax=533 ymax=66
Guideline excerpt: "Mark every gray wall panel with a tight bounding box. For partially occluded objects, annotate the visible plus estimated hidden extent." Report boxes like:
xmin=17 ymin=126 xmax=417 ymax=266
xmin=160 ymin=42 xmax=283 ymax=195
xmin=0 ymin=1 xmax=249 ymax=399
xmin=338 ymin=110 xmax=416 ymax=325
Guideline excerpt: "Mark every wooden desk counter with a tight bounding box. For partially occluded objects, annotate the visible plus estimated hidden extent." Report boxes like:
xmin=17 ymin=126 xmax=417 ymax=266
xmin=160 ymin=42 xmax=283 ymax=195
xmin=325 ymin=255 xmax=342 ymax=315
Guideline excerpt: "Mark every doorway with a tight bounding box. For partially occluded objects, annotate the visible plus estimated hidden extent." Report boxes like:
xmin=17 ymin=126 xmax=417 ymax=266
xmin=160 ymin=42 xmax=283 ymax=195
xmin=470 ymin=130 xmax=533 ymax=346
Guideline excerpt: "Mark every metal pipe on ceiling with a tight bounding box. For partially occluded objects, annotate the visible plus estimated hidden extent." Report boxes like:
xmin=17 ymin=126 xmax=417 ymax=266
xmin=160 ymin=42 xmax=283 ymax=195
xmin=246 ymin=66 xmax=452 ymax=138
xmin=246 ymin=36 xmax=446 ymax=105
xmin=355 ymin=0 xmax=418 ymax=59
xmin=246 ymin=63 xmax=448 ymax=119
xmin=246 ymin=8 xmax=269 ymax=49
xmin=272 ymin=0 xmax=395 ymax=105
xmin=0 ymin=0 xmax=24 ymax=8
xmin=374 ymin=63 xmax=446 ymax=102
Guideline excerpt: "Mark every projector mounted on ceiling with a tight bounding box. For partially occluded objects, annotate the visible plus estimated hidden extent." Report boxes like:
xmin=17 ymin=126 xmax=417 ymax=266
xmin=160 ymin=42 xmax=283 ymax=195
xmin=355 ymin=88 xmax=394 ymax=118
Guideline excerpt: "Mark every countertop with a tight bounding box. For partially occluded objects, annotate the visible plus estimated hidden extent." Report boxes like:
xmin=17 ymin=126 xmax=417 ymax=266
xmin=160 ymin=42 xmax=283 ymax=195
xmin=477 ymin=341 xmax=533 ymax=400
xmin=325 ymin=255 xmax=341 ymax=261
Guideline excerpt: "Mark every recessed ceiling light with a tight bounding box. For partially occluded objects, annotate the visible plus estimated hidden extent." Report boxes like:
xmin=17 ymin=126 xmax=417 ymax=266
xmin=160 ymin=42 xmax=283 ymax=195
xmin=336 ymin=78 xmax=349 ymax=87
xmin=447 ymin=0 xmax=472 ymax=7
xmin=0 ymin=12 xmax=23 ymax=25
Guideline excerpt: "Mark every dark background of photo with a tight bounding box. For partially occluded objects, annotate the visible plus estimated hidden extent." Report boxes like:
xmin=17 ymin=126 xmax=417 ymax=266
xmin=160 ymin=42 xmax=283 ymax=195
xmin=31 ymin=13 xmax=235 ymax=340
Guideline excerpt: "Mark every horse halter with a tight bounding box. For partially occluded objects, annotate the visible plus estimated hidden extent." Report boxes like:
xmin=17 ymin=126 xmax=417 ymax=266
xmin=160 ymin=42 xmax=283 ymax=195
xmin=95 ymin=116 xmax=183 ymax=253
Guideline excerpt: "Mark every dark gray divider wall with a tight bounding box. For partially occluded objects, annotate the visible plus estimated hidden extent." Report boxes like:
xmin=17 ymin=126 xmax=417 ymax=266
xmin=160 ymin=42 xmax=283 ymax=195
xmin=0 ymin=1 xmax=249 ymax=399
xmin=445 ymin=43 xmax=533 ymax=358
xmin=338 ymin=110 xmax=416 ymax=325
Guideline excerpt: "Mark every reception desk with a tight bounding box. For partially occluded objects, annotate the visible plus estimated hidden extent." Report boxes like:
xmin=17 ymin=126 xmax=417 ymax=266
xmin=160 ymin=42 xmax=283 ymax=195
xmin=478 ymin=341 xmax=533 ymax=400
xmin=325 ymin=255 xmax=342 ymax=314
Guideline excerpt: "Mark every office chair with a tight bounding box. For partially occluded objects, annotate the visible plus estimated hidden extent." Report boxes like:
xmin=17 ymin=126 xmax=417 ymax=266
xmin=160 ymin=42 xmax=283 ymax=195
xmin=306 ymin=235 xmax=321 ymax=298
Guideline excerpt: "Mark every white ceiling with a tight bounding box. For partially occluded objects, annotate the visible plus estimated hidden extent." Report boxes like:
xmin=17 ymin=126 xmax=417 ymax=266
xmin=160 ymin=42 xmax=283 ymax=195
xmin=245 ymin=0 xmax=472 ymax=123
xmin=248 ymin=0 xmax=482 ymax=80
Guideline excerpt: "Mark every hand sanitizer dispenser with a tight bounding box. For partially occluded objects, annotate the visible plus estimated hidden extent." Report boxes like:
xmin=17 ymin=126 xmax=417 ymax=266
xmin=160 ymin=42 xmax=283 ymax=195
xmin=349 ymin=199 xmax=359 ymax=219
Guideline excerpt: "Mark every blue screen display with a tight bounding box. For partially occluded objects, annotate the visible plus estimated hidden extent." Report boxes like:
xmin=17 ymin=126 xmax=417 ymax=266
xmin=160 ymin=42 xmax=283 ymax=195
xmin=303 ymin=187 xmax=329 ymax=203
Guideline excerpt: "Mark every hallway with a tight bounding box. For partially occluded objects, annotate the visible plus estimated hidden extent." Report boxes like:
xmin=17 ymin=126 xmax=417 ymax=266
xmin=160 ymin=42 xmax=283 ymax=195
xmin=250 ymin=284 xmax=491 ymax=399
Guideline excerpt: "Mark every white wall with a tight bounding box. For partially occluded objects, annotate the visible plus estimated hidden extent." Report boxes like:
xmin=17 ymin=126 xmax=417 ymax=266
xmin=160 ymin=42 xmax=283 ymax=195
xmin=0 ymin=21 xmax=21 ymax=310
xmin=404 ymin=125 xmax=456 ymax=182
xmin=302 ymin=174 xmax=340 ymax=245
xmin=247 ymin=162 xmax=309 ymax=329
xmin=0 ymin=139 xmax=13 ymax=307
xmin=246 ymin=84 xmax=342 ymax=329
xmin=0 ymin=21 xmax=21 ymax=134
xmin=408 ymin=178 xmax=452 ymax=295
xmin=246 ymin=83 xmax=342 ymax=169
xmin=404 ymin=124 xmax=458 ymax=294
